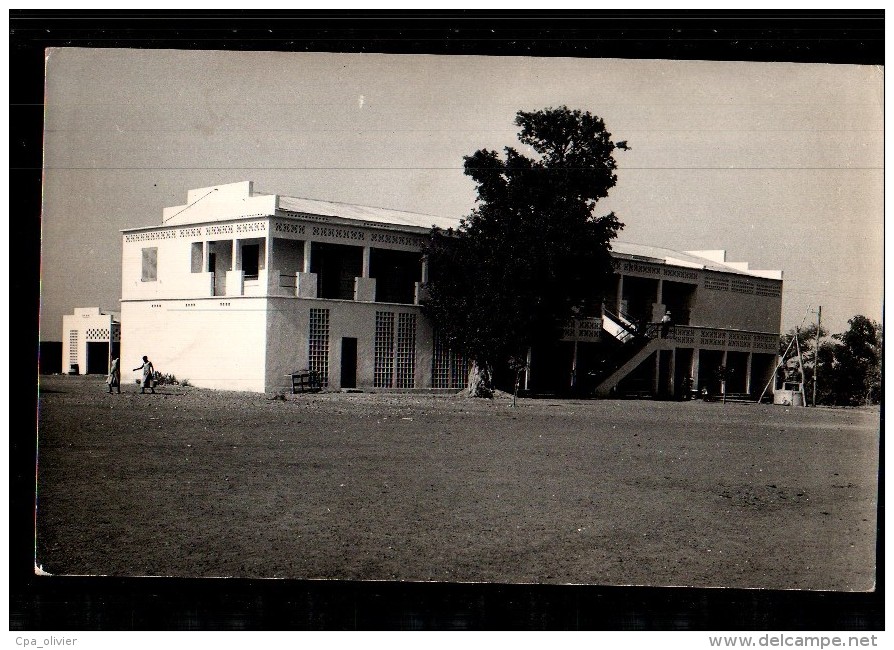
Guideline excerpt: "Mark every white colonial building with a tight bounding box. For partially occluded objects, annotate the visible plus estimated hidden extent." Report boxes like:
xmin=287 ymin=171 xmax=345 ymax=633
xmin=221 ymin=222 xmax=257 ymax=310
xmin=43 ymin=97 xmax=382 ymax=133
xmin=119 ymin=181 xmax=783 ymax=398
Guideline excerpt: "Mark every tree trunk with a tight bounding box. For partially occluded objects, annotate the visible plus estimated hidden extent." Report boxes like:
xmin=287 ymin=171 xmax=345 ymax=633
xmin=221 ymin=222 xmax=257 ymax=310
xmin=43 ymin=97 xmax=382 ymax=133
xmin=466 ymin=360 xmax=494 ymax=398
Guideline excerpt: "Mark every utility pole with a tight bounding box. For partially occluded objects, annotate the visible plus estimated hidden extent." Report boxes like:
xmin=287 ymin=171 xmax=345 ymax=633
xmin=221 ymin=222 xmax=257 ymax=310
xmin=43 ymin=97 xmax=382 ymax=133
xmin=813 ymin=306 xmax=822 ymax=407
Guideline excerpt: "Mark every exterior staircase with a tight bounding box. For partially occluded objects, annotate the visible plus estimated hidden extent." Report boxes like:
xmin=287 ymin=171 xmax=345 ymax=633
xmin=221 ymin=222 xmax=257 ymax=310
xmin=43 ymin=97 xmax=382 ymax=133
xmin=591 ymin=308 xmax=672 ymax=398
xmin=593 ymin=337 xmax=667 ymax=397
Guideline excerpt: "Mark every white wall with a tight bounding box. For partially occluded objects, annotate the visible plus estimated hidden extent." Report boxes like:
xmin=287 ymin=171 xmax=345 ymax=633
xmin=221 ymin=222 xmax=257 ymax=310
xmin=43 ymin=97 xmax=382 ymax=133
xmin=120 ymin=298 xmax=268 ymax=392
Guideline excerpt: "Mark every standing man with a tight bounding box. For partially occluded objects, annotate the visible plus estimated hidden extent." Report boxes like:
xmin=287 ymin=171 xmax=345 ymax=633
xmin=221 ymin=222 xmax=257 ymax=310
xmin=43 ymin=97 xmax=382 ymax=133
xmin=660 ymin=310 xmax=673 ymax=338
xmin=133 ymin=355 xmax=156 ymax=394
xmin=106 ymin=357 xmax=121 ymax=394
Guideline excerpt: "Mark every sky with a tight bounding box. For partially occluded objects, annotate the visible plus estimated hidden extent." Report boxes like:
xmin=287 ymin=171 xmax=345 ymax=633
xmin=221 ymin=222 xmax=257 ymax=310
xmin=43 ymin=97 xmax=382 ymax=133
xmin=40 ymin=48 xmax=883 ymax=341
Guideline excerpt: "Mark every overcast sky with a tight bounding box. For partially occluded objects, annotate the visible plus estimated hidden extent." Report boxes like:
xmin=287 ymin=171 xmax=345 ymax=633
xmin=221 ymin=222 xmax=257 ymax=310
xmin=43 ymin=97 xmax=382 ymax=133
xmin=40 ymin=48 xmax=883 ymax=341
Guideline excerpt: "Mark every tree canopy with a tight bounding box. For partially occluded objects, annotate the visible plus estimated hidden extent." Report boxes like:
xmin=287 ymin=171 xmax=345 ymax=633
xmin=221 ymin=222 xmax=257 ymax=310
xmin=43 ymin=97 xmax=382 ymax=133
xmin=779 ymin=315 xmax=881 ymax=406
xmin=422 ymin=106 xmax=625 ymax=395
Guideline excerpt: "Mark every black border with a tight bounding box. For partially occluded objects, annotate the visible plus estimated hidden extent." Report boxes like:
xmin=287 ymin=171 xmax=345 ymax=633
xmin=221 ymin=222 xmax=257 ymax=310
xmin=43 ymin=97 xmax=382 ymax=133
xmin=11 ymin=9 xmax=885 ymax=631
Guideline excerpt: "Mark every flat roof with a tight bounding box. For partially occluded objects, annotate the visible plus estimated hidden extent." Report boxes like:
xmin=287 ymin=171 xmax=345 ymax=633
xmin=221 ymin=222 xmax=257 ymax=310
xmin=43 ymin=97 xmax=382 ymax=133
xmin=277 ymin=195 xmax=462 ymax=232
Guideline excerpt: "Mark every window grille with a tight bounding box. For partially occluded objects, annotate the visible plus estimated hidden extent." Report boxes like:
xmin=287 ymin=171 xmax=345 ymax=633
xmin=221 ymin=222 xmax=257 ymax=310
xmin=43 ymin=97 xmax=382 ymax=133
xmin=68 ymin=330 xmax=78 ymax=364
xmin=374 ymin=311 xmax=395 ymax=388
xmin=754 ymin=281 xmax=782 ymax=297
xmin=396 ymin=313 xmax=417 ymax=388
xmin=308 ymin=308 xmax=330 ymax=387
xmin=704 ymin=276 xmax=729 ymax=292
xmin=85 ymin=328 xmax=110 ymax=340
xmin=730 ymin=278 xmax=754 ymax=294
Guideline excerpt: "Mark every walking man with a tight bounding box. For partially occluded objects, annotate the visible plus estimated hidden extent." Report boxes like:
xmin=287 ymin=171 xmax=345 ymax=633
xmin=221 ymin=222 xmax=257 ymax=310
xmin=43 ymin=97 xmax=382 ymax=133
xmin=133 ymin=355 xmax=156 ymax=394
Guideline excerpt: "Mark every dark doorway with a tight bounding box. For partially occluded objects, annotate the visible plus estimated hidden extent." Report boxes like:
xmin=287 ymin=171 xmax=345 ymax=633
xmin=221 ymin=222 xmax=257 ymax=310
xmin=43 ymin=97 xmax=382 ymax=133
xmin=86 ymin=341 xmax=109 ymax=375
xmin=242 ymin=244 xmax=260 ymax=279
xmin=658 ymin=349 xmax=673 ymax=399
xmin=340 ymin=337 xmax=358 ymax=388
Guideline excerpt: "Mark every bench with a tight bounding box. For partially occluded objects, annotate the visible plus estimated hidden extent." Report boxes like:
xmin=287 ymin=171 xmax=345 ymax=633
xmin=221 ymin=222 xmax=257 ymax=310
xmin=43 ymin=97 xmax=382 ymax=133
xmin=287 ymin=370 xmax=322 ymax=394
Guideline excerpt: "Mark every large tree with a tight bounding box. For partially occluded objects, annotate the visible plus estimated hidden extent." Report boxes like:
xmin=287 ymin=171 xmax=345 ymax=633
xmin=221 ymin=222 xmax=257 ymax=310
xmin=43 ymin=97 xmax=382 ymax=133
xmin=422 ymin=107 xmax=625 ymax=396
xmin=823 ymin=315 xmax=883 ymax=406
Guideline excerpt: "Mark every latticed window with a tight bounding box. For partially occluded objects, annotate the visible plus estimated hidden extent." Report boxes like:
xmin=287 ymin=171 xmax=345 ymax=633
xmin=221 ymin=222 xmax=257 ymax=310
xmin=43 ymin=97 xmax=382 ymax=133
xmin=85 ymin=328 xmax=110 ymax=340
xmin=395 ymin=313 xmax=417 ymax=388
xmin=308 ymin=308 xmax=330 ymax=387
xmin=68 ymin=330 xmax=78 ymax=364
xmin=374 ymin=311 xmax=395 ymax=388
xmin=432 ymin=330 xmax=468 ymax=389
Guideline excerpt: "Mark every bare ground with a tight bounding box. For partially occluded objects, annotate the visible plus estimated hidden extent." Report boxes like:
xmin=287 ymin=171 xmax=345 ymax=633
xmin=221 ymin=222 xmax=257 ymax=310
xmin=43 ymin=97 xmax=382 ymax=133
xmin=34 ymin=375 xmax=879 ymax=590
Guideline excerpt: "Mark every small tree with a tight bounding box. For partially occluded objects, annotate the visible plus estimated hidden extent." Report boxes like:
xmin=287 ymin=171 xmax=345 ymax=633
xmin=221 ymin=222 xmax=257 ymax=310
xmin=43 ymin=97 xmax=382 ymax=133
xmin=423 ymin=107 xmax=625 ymax=396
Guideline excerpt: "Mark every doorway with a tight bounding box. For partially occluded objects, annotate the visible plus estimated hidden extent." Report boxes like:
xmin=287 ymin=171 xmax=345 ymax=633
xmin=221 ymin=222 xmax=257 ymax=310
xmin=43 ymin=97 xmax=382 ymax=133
xmin=340 ymin=337 xmax=358 ymax=389
xmin=86 ymin=341 xmax=110 ymax=375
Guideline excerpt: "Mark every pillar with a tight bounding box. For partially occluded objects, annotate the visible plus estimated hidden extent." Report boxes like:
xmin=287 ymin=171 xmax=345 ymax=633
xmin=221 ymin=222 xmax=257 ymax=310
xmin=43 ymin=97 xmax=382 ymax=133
xmin=362 ymin=246 xmax=371 ymax=278
xmin=670 ymin=347 xmax=676 ymax=397
xmin=265 ymin=234 xmax=273 ymax=271
xmin=616 ymin=274 xmax=624 ymax=314
xmin=232 ymin=238 xmax=241 ymax=271
xmin=524 ymin=347 xmax=532 ymax=392
xmin=303 ymin=240 xmax=312 ymax=273
xmin=691 ymin=348 xmax=700 ymax=390
xmin=203 ymin=240 xmax=210 ymax=272
xmin=421 ymin=256 xmax=430 ymax=284
xmin=745 ymin=351 xmax=753 ymax=394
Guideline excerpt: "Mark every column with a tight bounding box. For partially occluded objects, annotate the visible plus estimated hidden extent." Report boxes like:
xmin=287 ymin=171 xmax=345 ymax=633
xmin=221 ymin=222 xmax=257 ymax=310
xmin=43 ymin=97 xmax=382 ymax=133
xmin=232 ymin=239 xmax=241 ymax=271
xmin=616 ymin=274 xmax=624 ymax=314
xmin=362 ymin=246 xmax=371 ymax=278
xmin=421 ymin=256 xmax=430 ymax=284
xmin=691 ymin=348 xmax=700 ymax=391
xmin=524 ymin=347 xmax=532 ymax=392
xmin=303 ymin=240 xmax=313 ymax=273
xmin=265 ymin=234 xmax=273 ymax=271
xmin=203 ymin=240 xmax=210 ymax=271
xmin=670 ymin=347 xmax=676 ymax=397
xmin=745 ymin=351 xmax=753 ymax=394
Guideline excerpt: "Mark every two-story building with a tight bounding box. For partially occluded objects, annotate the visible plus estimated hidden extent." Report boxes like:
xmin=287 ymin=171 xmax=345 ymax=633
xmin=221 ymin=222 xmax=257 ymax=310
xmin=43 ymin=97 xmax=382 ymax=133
xmin=119 ymin=181 xmax=782 ymax=397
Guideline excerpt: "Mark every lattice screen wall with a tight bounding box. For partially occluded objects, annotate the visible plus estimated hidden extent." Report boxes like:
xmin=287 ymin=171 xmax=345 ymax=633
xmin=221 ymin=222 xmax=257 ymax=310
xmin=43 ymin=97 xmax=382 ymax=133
xmin=374 ymin=311 xmax=395 ymax=388
xmin=395 ymin=313 xmax=417 ymax=389
xmin=68 ymin=330 xmax=78 ymax=364
xmin=432 ymin=331 xmax=468 ymax=389
xmin=308 ymin=308 xmax=330 ymax=387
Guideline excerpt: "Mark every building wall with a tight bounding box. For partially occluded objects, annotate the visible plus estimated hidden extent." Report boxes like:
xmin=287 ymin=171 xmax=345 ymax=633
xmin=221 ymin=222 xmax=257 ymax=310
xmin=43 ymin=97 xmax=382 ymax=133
xmin=120 ymin=297 xmax=268 ymax=392
xmin=265 ymin=298 xmax=434 ymax=393
xmin=688 ymin=272 xmax=783 ymax=332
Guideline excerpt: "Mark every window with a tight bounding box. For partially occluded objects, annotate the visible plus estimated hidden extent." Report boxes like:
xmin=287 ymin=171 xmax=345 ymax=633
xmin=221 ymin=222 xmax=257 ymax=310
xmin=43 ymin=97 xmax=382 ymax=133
xmin=141 ymin=247 xmax=158 ymax=281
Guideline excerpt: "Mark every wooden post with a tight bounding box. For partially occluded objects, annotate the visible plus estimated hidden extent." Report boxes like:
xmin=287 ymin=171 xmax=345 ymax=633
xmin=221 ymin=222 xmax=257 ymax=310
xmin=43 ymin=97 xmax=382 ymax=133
xmin=813 ymin=306 xmax=821 ymax=407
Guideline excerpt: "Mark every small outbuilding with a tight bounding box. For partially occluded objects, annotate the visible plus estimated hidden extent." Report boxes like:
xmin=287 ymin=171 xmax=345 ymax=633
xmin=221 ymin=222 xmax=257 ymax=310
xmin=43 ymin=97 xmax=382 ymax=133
xmin=61 ymin=307 xmax=121 ymax=375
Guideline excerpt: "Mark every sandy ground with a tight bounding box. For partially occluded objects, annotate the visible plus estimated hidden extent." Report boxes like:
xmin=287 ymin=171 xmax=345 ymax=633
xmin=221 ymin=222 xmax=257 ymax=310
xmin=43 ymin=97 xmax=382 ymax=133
xmin=34 ymin=375 xmax=879 ymax=590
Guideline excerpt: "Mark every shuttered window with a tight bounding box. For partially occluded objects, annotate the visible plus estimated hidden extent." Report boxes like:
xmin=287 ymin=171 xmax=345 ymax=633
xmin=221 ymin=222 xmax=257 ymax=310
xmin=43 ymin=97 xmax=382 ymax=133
xmin=142 ymin=247 xmax=158 ymax=281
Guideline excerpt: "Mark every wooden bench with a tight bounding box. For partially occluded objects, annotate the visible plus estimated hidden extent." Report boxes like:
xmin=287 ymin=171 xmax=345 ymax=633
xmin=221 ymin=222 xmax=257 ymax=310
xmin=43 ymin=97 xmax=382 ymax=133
xmin=287 ymin=370 xmax=322 ymax=394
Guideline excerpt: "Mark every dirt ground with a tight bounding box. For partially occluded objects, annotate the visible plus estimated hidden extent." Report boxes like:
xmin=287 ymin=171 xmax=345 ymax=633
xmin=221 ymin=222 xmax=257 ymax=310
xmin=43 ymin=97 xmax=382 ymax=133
xmin=34 ymin=374 xmax=879 ymax=591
